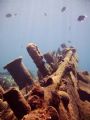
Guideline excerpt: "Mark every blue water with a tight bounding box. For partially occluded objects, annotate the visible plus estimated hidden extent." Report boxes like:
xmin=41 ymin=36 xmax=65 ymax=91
xmin=0 ymin=0 xmax=90 ymax=74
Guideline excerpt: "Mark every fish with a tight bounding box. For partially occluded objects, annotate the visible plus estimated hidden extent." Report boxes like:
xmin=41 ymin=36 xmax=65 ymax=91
xmin=61 ymin=43 xmax=67 ymax=48
xmin=61 ymin=7 xmax=66 ymax=12
xmin=67 ymin=40 xmax=71 ymax=43
xmin=14 ymin=13 xmax=17 ymax=16
xmin=44 ymin=12 xmax=47 ymax=16
xmin=69 ymin=26 xmax=71 ymax=30
xmin=5 ymin=13 xmax=12 ymax=18
xmin=77 ymin=15 xmax=87 ymax=22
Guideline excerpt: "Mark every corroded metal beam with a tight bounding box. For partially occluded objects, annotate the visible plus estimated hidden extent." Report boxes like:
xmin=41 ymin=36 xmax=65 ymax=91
xmin=50 ymin=48 xmax=74 ymax=84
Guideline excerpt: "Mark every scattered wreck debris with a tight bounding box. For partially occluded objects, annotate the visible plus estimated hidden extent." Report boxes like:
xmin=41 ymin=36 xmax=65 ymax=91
xmin=44 ymin=52 xmax=58 ymax=73
xmin=0 ymin=43 xmax=90 ymax=120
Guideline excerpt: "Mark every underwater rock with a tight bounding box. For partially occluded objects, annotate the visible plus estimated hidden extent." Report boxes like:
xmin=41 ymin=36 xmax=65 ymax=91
xmin=3 ymin=87 xmax=31 ymax=119
xmin=4 ymin=57 xmax=33 ymax=89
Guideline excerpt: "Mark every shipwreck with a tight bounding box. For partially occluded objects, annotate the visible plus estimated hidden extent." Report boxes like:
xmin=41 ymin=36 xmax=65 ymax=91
xmin=0 ymin=43 xmax=90 ymax=120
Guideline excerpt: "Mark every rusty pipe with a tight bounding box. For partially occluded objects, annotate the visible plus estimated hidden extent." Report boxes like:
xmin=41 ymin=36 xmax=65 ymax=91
xmin=4 ymin=57 xmax=33 ymax=89
xmin=26 ymin=43 xmax=49 ymax=77
xmin=3 ymin=87 xmax=31 ymax=119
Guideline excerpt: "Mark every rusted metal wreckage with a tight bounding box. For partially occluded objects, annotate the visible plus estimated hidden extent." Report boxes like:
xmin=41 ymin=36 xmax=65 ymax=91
xmin=2 ymin=43 xmax=90 ymax=120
